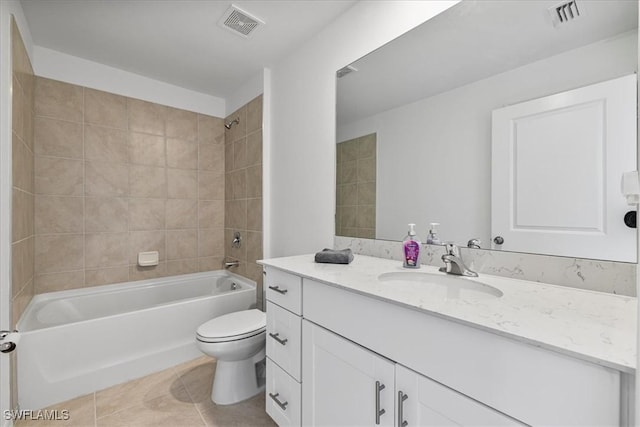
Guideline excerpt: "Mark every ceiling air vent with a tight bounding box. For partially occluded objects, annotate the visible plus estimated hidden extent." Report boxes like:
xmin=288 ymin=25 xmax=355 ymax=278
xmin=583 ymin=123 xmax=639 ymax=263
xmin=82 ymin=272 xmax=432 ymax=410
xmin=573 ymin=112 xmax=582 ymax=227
xmin=337 ymin=65 xmax=358 ymax=79
xmin=218 ymin=4 xmax=264 ymax=38
xmin=549 ymin=0 xmax=583 ymax=27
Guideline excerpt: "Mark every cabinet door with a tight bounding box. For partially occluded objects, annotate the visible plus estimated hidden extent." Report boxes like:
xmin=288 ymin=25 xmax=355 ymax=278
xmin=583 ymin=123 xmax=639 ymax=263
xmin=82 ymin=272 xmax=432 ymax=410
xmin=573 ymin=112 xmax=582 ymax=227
xmin=302 ymin=320 xmax=395 ymax=426
xmin=395 ymin=365 xmax=523 ymax=426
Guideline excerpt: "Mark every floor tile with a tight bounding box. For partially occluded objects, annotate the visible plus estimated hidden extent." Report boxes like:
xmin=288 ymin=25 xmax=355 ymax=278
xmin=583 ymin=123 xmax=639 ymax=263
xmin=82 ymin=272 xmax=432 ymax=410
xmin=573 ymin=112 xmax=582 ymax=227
xmin=96 ymin=394 xmax=204 ymax=427
xmin=174 ymin=357 xmax=216 ymax=405
xmin=197 ymin=393 xmax=276 ymax=427
xmin=16 ymin=393 xmax=95 ymax=427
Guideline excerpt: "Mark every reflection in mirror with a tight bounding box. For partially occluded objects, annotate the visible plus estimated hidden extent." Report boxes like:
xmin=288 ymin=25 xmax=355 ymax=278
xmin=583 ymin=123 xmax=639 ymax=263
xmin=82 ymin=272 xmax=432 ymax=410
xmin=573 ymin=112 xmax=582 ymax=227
xmin=336 ymin=0 xmax=638 ymax=262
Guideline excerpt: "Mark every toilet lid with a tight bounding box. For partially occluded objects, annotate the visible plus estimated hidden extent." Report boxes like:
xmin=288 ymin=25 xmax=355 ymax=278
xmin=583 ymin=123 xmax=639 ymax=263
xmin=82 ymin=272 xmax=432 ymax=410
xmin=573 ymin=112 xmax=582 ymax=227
xmin=197 ymin=309 xmax=266 ymax=342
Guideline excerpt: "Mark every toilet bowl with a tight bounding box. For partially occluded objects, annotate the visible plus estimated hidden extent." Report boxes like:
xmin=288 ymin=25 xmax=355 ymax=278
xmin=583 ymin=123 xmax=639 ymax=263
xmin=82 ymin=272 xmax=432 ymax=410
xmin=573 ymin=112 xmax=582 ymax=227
xmin=196 ymin=309 xmax=266 ymax=405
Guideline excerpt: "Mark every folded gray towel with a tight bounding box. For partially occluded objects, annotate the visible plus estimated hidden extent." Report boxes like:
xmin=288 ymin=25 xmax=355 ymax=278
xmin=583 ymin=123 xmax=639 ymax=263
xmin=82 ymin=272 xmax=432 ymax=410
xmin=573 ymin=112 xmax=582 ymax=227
xmin=315 ymin=248 xmax=354 ymax=264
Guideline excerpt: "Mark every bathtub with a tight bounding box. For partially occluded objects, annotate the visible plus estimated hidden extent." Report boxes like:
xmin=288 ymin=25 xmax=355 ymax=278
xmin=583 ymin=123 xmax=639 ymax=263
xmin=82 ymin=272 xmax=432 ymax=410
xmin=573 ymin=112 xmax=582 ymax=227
xmin=16 ymin=270 xmax=256 ymax=410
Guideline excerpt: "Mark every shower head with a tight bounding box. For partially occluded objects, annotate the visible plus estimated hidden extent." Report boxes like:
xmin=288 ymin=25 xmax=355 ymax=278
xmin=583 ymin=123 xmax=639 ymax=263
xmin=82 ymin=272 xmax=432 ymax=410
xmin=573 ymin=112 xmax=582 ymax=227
xmin=225 ymin=118 xmax=240 ymax=129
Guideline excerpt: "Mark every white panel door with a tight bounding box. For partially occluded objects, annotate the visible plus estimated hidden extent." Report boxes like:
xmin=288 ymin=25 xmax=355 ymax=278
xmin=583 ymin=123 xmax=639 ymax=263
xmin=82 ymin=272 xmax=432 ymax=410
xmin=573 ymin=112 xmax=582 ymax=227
xmin=302 ymin=320 xmax=395 ymax=427
xmin=395 ymin=364 xmax=523 ymax=426
xmin=492 ymin=74 xmax=636 ymax=262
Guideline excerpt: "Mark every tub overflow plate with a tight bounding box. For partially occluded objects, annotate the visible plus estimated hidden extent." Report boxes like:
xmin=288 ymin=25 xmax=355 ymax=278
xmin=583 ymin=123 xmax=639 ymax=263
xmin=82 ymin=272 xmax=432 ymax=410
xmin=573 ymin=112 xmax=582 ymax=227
xmin=0 ymin=330 xmax=20 ymax=353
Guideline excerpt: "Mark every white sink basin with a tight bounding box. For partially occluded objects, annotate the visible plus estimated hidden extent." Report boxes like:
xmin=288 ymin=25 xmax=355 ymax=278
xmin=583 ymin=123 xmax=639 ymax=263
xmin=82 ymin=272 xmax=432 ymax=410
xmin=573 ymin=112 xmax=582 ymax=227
xmin=377 ymin=272 xmax=503 ymax=300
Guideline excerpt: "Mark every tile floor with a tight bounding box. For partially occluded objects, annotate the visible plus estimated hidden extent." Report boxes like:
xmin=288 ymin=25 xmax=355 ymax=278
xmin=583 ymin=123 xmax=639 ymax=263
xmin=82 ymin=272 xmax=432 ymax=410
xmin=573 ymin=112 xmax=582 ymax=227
xmin=16 ymin=357 xmax=277 ymax=427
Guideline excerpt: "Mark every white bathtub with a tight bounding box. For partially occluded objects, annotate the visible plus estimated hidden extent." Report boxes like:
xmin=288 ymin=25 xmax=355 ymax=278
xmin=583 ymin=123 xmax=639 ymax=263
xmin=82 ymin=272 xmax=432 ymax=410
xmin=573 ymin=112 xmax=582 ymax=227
xmin=16 ymin=271 xmax=256 ymax=410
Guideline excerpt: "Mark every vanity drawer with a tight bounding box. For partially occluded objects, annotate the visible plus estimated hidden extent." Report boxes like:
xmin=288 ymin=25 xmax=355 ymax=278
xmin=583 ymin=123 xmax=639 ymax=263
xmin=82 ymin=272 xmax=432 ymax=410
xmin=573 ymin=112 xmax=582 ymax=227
xmin=264 ymin=267 xmax=302 ymax=315
xmin=266 ymin=358 xmax=301 ymax=427
xmin=266 ymin=301 xmax=302 ymax=381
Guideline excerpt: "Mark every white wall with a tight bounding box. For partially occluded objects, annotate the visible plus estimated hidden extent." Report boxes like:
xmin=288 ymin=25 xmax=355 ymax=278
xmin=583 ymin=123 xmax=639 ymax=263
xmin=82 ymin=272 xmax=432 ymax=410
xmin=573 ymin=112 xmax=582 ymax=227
xmin=226 ymin=70 xmax=264 ymax=117
xmin=34 ymin=46 xmax=226 ymax=117
xmin=337 ymin=31 xmax=637 ymax=245
xmin=267 ymin=0 xmax=459 ymax=257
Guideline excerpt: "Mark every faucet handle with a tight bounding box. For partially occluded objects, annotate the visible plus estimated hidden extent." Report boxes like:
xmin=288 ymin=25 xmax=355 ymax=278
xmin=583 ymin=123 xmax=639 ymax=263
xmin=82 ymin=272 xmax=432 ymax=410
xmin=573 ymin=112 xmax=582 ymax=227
xmin=444 ymin=242 xmax=459 ymax=256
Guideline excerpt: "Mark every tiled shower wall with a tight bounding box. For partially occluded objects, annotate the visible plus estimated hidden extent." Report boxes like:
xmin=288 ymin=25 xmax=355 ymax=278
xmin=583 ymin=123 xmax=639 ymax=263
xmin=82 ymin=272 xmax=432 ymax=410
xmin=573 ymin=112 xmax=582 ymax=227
xmin=33 ymin=77 xmax=226 ymax=293
xmin=224 ymin=96 xmax=263 ymax=309
xmin=336 ymin=133 xmax=376 ymax=239
xmin=11 ymin=17 xmax=35 ymax=327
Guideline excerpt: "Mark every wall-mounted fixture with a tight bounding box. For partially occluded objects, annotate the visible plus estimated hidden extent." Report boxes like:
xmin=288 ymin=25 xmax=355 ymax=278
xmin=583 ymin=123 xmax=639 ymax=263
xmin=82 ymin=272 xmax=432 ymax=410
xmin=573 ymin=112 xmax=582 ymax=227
xmin=232 ymin=231 xmax=242 ymax=248
xmin=225 ymin=117 xmax=240 ymax=129
xmin=218 ymin=4 xmax=265 ymax=39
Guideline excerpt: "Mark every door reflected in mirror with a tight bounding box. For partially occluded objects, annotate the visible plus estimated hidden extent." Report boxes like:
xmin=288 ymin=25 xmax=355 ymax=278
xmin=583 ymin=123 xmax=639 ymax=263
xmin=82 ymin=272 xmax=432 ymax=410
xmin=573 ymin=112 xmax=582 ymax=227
xmin=335 ymin=0 xmax=638 ymax=262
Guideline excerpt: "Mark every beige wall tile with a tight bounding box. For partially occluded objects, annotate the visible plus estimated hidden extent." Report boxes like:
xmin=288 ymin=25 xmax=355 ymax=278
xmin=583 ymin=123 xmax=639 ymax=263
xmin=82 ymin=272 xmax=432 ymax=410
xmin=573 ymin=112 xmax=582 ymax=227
xmin=246 ymin=165 xmax=262 ymax=199
xmin=167 ymin=259 xmax=199 ymax=276
xmin=342 ymin=140 xmax=358 ymax=162
xmin=129 ymin=132 xmax=166 ymax=166
xmin=35 ymin=195 xmax=83 ymax=234
xmin=12 ymin=282 xmax=33 ymax=327
xmin=167 ymin=169 xmax=197 ymax=199
xmin=35 ymin=234 xmax=84 ymax=274
xmin=198 ymin=171 xmax=224 ymax=200
xmin=85 ymin=88 xmax=127 ymax=129
xmin=225 ymin=141 xmax=234 ymax=172
xmin=341 ymin=160 xmax=357 ymax=184
xmin=342 ymin=206 xmax=357 ymax=228
xmin=357 ymin=157 xmax=376 ymax=183
xmin=198 ymin=256 xmax=223 ymax=272
xmin=341 ymin=183 xmax=357 ymax=206
xmin=11 ymin=237 xmax=33 ymax=295
xmin=357 ymin=205 xmax=375 ymax=229
xmin=85 ymin=266 xmax=129 ymax=287
xmin=12 ymin=77 xmax=24 ymax=139
xmin=12 ymin=189 xmax=33 ymax=242
xmin=128 ymin=231 xmax=165 ymax=264
xmin=198 ymin=228 xmax=224 ymax=257
xmin=129 ymin=263 xmax=167 ymax=281
xmin=246 ymin=198 xmax=262 ymax=232
xmin=198 ymin=143 xmax=224 ymax=172
xmin=35 ymin=156 xmax=83 ymax=196
xmin=34 ymin=270 xmax=85 ymax=294
xmin=12 ymin=18 xmax=33 ymax=87
xmin=167 ymin=229 xmax=197 ymax=260
xmin=34 ymin=117 xmax=83 ymax=159
xmin=225 ymin=200 xmax=247 ymax=229
xmin=357 ymin=182 xmax=376 ymax=206
xmin=197 ymin=114 xmax=224 ymax=145
xmin=12 ymin=138 xmax=33 ymax=193
xmin=359 ymin=133 xmax=376 ymax=158
xmin=166 ymin=199 xmax=197 ymax=229
xmin=167 ymin=138 xmax=197 ymax=169
xmin=227 ymin=169 xmax=246 ymax=200
xmin=246 ymin=95 xmax=263 ymax=134
xmin=198 ymin=200 xmax=224 ymax=229
xmin=246 ymin=231 xmax=262 ymax=264
xmin=85 ymin=233 xmax=129 ymax=268
xmin=85 ymin=197 xmax=128 ymax=232
xmin=129 ymin=165 xmax=166 ymax=198
xmin=166 ymin=107 xmax=197 ymax=141
xmin=246 ymin=130 xmax=262 ymax=167
xmin=85 ymin=125 xmax=128 ymax=163
xmin=86 ymin=161 xmax=129 ymax=197
xmin=128 ymin=98 xmax=165 ymax=136
xmin=129 ymin=198 xmax=165 ymax=231
xmin=35 ymin=77 xmax=83 ymax=122
xmin=233 ymin=138 xmax=247 ymax=170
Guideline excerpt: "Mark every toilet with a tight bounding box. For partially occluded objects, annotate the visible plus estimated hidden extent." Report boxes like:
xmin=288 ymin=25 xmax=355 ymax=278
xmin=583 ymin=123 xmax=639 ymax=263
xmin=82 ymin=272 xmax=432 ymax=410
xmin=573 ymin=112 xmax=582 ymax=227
xmin=196 ymin=309 xmax=267 ymax=405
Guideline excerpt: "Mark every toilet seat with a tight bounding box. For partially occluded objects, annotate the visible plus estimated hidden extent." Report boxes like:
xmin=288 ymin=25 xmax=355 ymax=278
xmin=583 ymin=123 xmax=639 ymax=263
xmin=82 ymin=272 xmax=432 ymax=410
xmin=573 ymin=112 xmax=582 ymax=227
xmin=197 ymin=309 xmax=266 ymax=343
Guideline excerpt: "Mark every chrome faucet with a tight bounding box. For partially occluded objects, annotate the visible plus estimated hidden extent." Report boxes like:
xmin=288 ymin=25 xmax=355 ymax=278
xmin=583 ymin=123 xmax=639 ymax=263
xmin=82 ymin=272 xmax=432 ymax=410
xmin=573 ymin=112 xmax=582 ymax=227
xmin=224 ymin=259 xmax=240 ymax=269
xmin=439 ymin=243 xmax=478 ymax=277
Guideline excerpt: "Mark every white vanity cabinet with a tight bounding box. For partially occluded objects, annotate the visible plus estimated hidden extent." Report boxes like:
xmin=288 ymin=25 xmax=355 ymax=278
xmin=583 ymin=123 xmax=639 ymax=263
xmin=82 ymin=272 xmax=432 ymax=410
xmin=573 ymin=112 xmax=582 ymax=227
xmin=262 ymin=263 xmax=632 ymax=427
xmin=264 ymin=268 xmax=303 ymax=426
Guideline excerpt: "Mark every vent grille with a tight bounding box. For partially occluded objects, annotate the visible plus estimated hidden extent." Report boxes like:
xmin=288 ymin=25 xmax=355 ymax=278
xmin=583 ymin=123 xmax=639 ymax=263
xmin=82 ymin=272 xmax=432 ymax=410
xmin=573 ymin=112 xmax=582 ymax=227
xmin=549 ymin=1 xmax=583 ymax=27
xmin=337 ymin=65 xmax=358 ymax=79
xmin=218 ymin=5 xmax=264 ymax=38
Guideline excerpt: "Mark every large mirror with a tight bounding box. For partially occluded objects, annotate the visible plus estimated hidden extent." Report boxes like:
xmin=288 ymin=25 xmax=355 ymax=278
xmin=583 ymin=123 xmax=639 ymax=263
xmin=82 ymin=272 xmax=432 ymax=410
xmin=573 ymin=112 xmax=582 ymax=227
xmin=336 ymin=0 xmax=638 ymax=262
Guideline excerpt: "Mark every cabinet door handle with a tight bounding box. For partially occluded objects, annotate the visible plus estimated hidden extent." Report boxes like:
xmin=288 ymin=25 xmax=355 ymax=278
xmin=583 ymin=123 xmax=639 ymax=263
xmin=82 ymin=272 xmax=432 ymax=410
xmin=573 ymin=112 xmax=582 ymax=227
xmin=268 ymin=285 xmax=288 ymax=294
xmin=269 ymin=332 xmax=288 ymax=346
xmin=269 ymin=392 xmax=288 ymax=410
xmin=398 ymin=391 xmax=409 ymax=427
xmin=375 ymin=381 xmax=386 ymax=425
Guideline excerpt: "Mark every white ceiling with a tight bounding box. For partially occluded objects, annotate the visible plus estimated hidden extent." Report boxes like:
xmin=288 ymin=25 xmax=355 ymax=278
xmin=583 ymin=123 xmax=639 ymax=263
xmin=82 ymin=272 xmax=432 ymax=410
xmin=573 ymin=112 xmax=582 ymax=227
xmin=20 ymin=0 xmax=356 ymax=99
xmin=337 ymin=0 xmax=638 ymax=125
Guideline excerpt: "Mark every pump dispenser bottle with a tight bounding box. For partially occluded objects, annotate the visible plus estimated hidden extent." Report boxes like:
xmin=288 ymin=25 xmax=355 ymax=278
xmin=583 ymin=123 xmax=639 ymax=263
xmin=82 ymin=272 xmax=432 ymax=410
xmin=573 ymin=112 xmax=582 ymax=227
xmin=403 ymin=223 xmax=421 ymax=268
xmin=426 ymin=223 xmax=441 ymax=245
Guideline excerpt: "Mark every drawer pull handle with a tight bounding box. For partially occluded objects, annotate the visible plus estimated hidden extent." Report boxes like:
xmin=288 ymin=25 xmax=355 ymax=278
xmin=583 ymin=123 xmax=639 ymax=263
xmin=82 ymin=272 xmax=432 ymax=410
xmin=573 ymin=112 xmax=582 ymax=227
xmin=268 ymin=285 xmax=288 ymax=295
xmin=375 ymin=381 xmax=386 ymax=425
xmin=269 ymin=392 xmax=288 ymax=410
xmin=398 ymin=391 xmax=408 ymax=427
xmin=269 ymin=332 xmax=288 ymax=346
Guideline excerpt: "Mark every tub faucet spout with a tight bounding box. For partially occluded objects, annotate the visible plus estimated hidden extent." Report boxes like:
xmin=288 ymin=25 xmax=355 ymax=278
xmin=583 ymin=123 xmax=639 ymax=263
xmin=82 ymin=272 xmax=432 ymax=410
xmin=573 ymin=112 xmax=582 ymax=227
xmin=224 ymin=260 xmax=240 ymax=269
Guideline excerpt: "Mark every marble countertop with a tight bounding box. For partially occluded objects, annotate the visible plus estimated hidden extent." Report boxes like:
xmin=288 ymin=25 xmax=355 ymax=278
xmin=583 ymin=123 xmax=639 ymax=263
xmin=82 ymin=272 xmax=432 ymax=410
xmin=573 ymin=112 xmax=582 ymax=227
xmin=259 ymin=254 xmax=637 ymax=373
